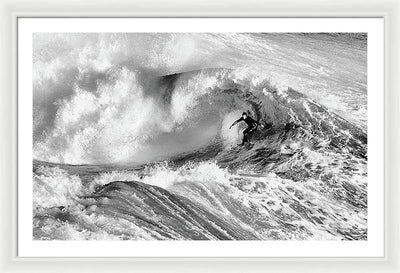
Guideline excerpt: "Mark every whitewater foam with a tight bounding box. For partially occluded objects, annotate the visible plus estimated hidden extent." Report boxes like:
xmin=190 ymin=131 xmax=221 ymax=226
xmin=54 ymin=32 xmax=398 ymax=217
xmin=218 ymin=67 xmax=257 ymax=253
xmin=33 ymin=166 xmax=83 ymax=208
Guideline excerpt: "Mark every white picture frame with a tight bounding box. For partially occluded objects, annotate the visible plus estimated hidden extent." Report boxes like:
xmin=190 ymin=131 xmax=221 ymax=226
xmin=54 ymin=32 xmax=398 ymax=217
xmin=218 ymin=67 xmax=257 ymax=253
xmin=1 ymin=0 xmax=399 ymax=272
xmin=17 ymin=16 xmax=384 ymax=259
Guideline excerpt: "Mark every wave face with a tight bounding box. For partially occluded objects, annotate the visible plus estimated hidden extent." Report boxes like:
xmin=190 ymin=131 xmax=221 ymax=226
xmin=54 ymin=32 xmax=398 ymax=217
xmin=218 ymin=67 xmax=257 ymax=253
xmin=32 ymin=33 xmax=367 ymax=240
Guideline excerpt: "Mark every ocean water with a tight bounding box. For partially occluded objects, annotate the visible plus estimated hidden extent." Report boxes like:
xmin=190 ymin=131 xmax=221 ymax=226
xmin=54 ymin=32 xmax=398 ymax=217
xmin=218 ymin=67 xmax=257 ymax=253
xmin=32 ymin=33 xmax=367 ymax=240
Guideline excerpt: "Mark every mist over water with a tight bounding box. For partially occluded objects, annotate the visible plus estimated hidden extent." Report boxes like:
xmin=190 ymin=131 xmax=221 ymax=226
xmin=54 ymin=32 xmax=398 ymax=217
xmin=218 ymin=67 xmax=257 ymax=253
xmin=33 ymin=33 xmax=368 ymax=241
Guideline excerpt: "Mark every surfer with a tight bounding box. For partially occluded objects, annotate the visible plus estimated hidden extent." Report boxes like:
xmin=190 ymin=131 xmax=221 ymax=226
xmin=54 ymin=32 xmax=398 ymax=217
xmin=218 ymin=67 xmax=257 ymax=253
xmin=229 ymin=112 xmax=264 ymax=145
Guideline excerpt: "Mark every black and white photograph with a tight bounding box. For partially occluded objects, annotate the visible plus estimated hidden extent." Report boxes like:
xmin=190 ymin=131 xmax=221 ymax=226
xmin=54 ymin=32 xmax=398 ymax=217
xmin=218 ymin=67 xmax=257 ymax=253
xmin=31 ymin=31 xmax=369 ymax=241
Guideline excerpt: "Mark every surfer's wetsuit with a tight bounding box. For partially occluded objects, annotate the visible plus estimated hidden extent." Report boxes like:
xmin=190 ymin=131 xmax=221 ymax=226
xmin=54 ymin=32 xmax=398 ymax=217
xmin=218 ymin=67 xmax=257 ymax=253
xmin=231 ymin=115 xmax=261 ymax=145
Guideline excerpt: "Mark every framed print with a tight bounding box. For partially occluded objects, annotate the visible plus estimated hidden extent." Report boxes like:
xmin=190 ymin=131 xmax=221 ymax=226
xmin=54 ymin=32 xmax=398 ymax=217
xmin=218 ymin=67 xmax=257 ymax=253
xmin=1 ymin=0 xmax=399 ymax=272
xmin=16 ymin=17 xmax=384 ymax=258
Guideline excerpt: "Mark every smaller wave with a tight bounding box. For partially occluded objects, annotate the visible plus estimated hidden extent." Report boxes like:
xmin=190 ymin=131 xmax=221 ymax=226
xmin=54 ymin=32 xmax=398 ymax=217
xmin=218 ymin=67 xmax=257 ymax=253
xmin=33 ymin=157 xmax=367 ymax=241
xmin=33 ymin=163 xmax=259 ymax=240
xmin=33 ymin=160 xmax=234 ymax=211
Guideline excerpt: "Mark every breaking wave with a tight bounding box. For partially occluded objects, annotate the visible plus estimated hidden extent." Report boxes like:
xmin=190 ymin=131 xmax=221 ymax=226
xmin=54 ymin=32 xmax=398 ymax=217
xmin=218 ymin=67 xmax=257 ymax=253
xmin=32 ymin=33 xmax=367 ymax=241
xmin=33 ymin=68 xmax=366 ymax=165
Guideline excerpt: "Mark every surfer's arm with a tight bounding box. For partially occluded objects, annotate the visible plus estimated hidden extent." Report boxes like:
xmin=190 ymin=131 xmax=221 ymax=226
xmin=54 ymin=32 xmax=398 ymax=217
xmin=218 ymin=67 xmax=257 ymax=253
xmin=229 ymin=118 xmax=243 ymax=129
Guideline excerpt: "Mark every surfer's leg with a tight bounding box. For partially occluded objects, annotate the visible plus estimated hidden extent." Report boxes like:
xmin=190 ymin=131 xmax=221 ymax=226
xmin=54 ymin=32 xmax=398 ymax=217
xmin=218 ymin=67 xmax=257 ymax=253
xmin=242 ymin=127 xmax=251 ymax=145
xmin=246 ymin=127 xmax=256 ymax=143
